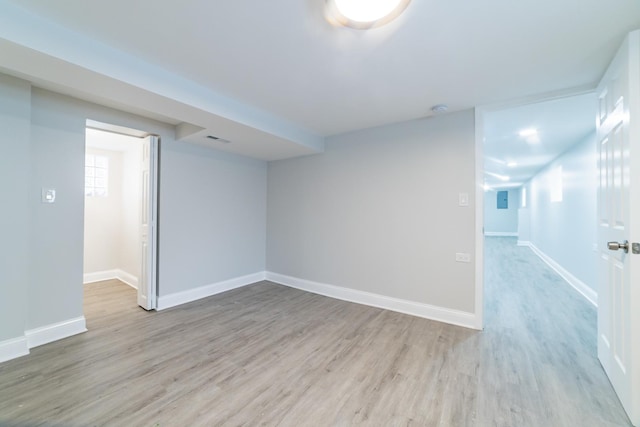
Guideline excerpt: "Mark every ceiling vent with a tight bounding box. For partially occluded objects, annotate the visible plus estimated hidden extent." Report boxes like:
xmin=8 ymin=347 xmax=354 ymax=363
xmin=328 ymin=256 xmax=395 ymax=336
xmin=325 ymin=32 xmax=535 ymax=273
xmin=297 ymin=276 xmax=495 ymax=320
xmin=206 ymin=135 xmax=231 ymax=144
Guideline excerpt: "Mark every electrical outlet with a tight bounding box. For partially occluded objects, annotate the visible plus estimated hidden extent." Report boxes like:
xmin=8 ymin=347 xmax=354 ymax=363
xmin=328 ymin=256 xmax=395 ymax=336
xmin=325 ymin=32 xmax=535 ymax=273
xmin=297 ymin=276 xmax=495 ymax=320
xmin=455 ymin=253 xmax=471 ymax=263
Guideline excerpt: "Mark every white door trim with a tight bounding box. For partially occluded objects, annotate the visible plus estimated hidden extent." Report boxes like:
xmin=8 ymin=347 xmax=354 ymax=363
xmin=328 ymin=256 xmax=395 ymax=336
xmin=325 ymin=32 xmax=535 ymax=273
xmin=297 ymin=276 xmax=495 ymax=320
xmin=138 ymin=134 xmax=159 ymax=310
xmin=474 ymin=107 xmax=485 ymax=330
xmin=83 ymin=120 xmax=160 ymax=311
xmin=149 ymin=134 xmax=159 ymax=310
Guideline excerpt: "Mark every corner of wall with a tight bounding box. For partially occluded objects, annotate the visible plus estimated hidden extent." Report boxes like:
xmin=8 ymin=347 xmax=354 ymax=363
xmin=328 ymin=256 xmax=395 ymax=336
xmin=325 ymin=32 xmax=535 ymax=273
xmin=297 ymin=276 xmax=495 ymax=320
xmin=157 ymin=272 xmax=266 ymax=310
xmin=25 ymin=317 xmax=87 ymax=349
xmin=0 ymin=336 xmax=29 ymax=364
xmin=0 ymin=73 xmax=31 ymax=361
xmin=0 ymin=316 xmax=87 ymax=364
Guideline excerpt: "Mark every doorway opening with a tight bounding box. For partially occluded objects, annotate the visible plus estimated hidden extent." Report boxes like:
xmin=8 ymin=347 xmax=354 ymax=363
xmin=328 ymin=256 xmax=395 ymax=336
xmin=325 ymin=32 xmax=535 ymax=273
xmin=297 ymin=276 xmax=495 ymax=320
xmin=477 ymin=92 xmax=597 ymax=328
xmin=82 ymin=120 xmax=159 ymax=313
xmin=474 ymin=89 xmax=640 ymax=425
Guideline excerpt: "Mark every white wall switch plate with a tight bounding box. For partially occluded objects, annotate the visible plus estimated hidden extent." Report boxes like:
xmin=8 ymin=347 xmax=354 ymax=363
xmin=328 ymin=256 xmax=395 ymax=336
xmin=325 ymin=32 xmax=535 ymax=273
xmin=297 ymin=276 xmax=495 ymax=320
xmin=458 ymin=193 xmax=469 ymax=206
xmin=455 ymin=252 xmax=471 ymax=263
xmin=42 ymin=188 xmax=56 ymax=203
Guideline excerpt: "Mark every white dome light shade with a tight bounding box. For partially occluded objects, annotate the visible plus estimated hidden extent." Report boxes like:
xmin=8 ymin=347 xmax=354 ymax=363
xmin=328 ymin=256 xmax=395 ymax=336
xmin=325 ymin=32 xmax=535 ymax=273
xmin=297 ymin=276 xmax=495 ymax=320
xmin=326 ymin=0 xmax=411 ymax=29
xmin=335 ymin=0 xmax=403 ymax=22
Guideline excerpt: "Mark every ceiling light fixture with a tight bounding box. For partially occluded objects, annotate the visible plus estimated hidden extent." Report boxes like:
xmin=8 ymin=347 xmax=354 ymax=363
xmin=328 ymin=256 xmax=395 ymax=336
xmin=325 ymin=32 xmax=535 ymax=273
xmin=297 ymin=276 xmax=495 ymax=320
xmin=326 ymin=0 xmax=411 ymax=29
xmin=507 ymin=161 xmax=518 ymax=168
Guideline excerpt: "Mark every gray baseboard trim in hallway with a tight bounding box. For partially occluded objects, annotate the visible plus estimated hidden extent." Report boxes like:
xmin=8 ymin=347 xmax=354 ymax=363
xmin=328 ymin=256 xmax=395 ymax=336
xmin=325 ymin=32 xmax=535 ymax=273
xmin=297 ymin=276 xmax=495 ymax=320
xmin=518 ymin=240 xmax=597 ymax=307
xmin=485 ymin=231 xmax=518 ymax=237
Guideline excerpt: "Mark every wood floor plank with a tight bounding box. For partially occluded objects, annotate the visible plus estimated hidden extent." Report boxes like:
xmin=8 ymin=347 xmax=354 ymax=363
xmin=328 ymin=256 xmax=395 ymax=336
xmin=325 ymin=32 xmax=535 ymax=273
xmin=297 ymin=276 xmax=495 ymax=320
xmin=0 ymin=238 xmax=633 ymax=426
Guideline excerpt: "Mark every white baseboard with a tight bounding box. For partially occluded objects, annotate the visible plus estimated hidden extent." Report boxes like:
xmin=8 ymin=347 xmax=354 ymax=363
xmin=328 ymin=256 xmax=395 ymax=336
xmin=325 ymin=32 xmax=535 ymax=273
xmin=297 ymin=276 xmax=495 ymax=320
xmin=517 ymin=240 xmax=531 ymax=247
xmin=84 ymin=269 xmax=138 ymax=289
xmin=25 ymin=316 xmax=87 ymax=349
xmin=84 ymin=270 xmax=117 ymax=284
xmin=156 ymin=270 xmax=477 ymax=329
xmin=485 ymin=231 xmax=518 ymax=237
xmin=525 ymin=243 xmax=598 ymax=307
xmin=265 ymin=272 xmax=478 ymax=330
xmin=157 ymin=272 xmax=266 ymax=310
xmin=116 ymin=270 xmax=138 ymax=289
xmin=0 ymin=336 xmax=29 ymax=364
xmin=1 ymin=317 xmax=87 ymax=364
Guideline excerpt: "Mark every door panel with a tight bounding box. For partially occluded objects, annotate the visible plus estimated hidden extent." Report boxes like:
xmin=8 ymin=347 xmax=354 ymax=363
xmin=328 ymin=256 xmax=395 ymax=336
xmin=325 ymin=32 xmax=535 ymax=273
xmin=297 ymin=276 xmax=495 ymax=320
xmin=138 ymin=135 xmax=158 ymax=310
xmin=597 ymin=30 xmax=640 ymax=426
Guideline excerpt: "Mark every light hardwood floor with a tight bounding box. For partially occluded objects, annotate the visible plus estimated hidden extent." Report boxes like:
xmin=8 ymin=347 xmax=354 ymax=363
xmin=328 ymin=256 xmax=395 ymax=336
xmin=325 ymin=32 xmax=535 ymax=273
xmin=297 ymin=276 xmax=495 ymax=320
xmin=0 ymin=237 xmax=631 ymax=426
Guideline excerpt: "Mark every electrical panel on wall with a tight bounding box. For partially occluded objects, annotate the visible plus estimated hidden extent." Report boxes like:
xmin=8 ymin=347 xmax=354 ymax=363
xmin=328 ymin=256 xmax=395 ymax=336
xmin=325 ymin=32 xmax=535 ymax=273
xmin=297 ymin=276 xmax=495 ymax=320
xmin=497 ymin=190 xmax=508 ymax=209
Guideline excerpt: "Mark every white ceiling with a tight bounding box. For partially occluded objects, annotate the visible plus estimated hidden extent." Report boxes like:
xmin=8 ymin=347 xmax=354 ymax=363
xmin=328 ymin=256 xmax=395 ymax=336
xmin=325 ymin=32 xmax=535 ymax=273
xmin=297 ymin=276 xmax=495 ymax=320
xmin=0 ymin=0 xmax=638 ymax=161
xmin=85 ymin=128 xmax=142 ymax=153
xmin=483 ymin=92 xmax=596 ymax=189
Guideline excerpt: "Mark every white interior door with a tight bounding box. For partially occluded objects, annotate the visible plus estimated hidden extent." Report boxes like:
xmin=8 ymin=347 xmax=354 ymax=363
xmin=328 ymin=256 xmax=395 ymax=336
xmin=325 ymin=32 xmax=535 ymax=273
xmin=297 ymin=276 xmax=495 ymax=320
xmin=597 ymin=30 xmax=640 ymax=426
xmin=138 ymin=135 xmax=158 ymax=310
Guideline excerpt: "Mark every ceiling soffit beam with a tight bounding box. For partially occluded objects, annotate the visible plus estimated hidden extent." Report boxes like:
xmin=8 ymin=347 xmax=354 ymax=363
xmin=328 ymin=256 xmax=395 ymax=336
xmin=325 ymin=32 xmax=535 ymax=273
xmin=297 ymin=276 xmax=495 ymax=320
xmin=0 ymin=2 xmax=324 ymax=160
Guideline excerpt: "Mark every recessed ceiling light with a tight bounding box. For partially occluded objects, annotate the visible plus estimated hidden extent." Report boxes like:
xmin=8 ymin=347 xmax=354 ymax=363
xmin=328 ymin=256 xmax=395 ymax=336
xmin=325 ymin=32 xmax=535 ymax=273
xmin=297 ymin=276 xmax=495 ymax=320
xmin=507 ymin=161 xmax=518 ymax=168
xmin=518 ymin=128 xmax=538 ymax=138
xmin=486 ymin=172 xmax=510 ymax=182
xmin=326 ymin=0 xmax=411 ymax=29
xmin=518 ymin=128 xmax=540 ymax=144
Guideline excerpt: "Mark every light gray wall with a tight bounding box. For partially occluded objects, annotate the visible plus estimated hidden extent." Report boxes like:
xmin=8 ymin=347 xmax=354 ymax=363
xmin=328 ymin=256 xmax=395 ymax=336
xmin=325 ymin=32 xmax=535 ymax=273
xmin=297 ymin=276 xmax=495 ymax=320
xmin=517 ymin=208 xmax=531 ymax=243
xmin=2 ymin=76 xmax=267 ymax=346
xmin=0 ymin=74 xmax=30 ymax=342
xmin=160 ymin=142 xmax=267 ymax=295
xmin=484 ymin=188 xmax=520 ymax=234
xmin=29 ymin=88 xmax=86 ymax=329
xmin=525 ymin=132 xmax=597 ymax=291
xmin=267 ymin=110 xmax=476 ymax=313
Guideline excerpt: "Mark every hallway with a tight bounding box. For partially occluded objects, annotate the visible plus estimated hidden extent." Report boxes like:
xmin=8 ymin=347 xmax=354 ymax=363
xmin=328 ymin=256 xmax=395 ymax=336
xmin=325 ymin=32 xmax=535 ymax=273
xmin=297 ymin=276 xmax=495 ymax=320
xmin=482 ymin=236 xmax=629 ymax=426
